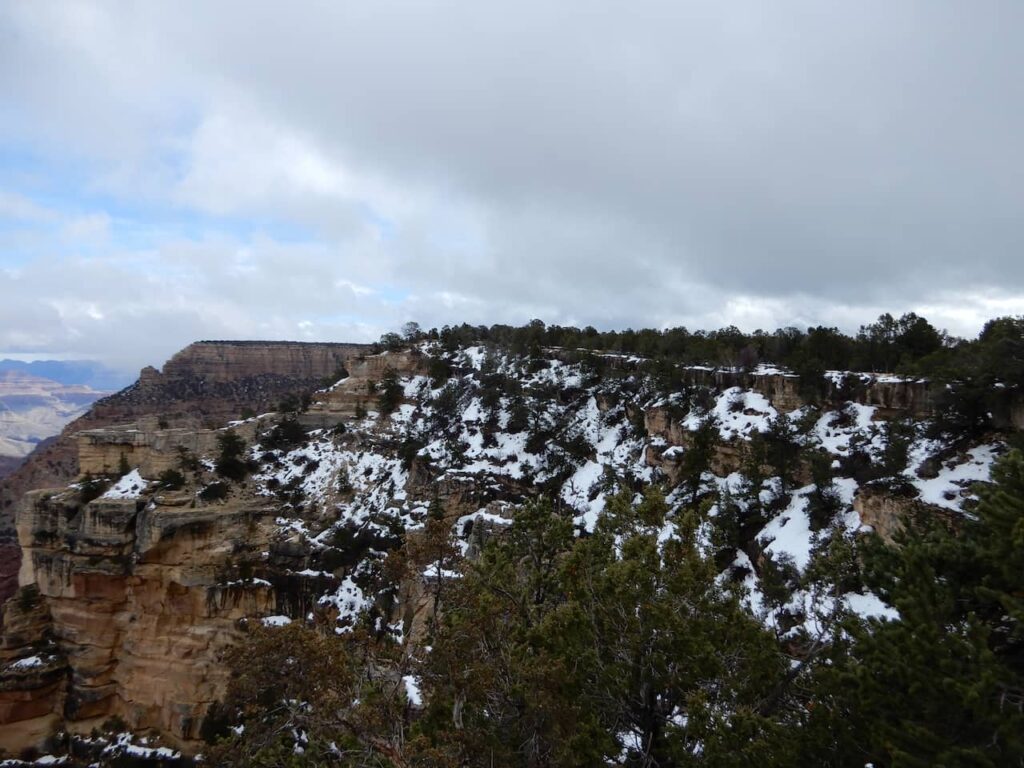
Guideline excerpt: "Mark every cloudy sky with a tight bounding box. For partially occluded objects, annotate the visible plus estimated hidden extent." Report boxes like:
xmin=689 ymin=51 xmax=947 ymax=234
xmin=1 ymin=1 xmax=1022 ymax=374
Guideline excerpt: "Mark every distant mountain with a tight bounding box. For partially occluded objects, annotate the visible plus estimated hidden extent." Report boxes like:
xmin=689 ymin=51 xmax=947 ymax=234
xmin=0 ymin=359 xmax=131 ymax=391
xmin=0 ymin=370 xmax=112 ymax=478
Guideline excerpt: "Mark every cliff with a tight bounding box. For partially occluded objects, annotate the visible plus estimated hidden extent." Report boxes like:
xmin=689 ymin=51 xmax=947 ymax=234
xmin=680 ymin=365 xmax=934 ymax=418
xmin=0 ymin=341 xmax=373 ymax=605
xmin=306 ymin=348 xmax=427 ymax=420
xmin=0 ymin=484 xmax=282 ymax=752
xmin=160 ymin=340 xmax=368 ymax=384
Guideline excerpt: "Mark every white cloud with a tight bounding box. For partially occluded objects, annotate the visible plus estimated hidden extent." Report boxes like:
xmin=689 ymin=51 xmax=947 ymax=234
xmin=1 ymin=1 xmax=1023 ymax=372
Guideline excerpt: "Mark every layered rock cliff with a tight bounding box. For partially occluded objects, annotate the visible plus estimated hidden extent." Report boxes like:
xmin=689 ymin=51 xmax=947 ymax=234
xmin=0 ymin=342 xmax=373 ymax=607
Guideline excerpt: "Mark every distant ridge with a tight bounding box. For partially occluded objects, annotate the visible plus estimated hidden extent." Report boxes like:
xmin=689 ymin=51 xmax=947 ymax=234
xmin=0 ymin=359 xmax=131 ymax=391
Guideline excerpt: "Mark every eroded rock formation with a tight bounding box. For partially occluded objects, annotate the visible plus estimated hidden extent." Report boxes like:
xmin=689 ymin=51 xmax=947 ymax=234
xmin=0 ymin=480 xmax=281 ymax=753
xmin=0 ymin=341 xmax=373 ymax=604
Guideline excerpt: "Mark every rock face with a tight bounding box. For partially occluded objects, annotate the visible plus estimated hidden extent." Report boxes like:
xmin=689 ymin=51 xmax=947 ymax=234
xmin=307 ymin=349 xmax=426 ymax=419
xmin=160 ymin=341 xmax=368 ymax=384
xmin=853 ymin=486 xmax=957 ymax=543
xmin=836 ymin=375 xmax=933 ymax=420
xmin=0 ymin=341 xmax=373 ymax=603
xmin=76 ymin=418 xmax=262 ymax=478
xmin=679 ymin=366 xmax=935 ymax=418
xmin=0 ymin=586 xmax=65 ymax=753
xmin=682 ymin=368 xmax=805 ymax=414
xmin=0 ymin=484 xmax=281 ymax=753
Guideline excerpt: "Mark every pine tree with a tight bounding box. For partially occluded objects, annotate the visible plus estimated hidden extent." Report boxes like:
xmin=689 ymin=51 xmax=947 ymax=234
xmin=809 ymin=450 xmax=1024 ymax=766
xmin=679 ymin=414 xmax=719 ymax=507
xmin=378 ymin=366 xmax=404 ymax=415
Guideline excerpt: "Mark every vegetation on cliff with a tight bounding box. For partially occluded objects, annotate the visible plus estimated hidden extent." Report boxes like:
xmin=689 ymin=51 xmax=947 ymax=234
xmin=208 ymin=453 xmax=1024 ymax=766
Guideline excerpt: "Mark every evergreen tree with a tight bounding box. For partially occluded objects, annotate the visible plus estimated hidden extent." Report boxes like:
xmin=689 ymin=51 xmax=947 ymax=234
xmin=679 ymin=415 xmax=720 ymax=507
xmin=377 ymin=366 xmax=404 ymax=415
xmin=215 ymin=429 xmax=253 ymax=482
xmin=813 ymin=450 xmax=1024 ymax=766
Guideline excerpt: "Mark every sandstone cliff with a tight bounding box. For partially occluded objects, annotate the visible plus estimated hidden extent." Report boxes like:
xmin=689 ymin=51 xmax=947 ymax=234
xmin=0 ymin=482 xmax=281 ymax=752
xmin=0 ymin=341 xmax=373 ymax=606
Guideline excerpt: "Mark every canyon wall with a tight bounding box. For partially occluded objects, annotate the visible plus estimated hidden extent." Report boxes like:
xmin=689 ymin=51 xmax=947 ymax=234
xmin=160 ymin=341 xmax=369 ymax=385
xmin=0 ymin=485 xmax=282 ymax=753
xmin=0 ymin=341 xmax=373 ymax=605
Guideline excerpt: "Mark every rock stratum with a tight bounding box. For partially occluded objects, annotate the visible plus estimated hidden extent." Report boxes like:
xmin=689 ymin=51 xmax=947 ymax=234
xmin=0 ymin=342 xmax=371 ymax=538
xmin=0 ymin=340 xmax=1013 ymax=757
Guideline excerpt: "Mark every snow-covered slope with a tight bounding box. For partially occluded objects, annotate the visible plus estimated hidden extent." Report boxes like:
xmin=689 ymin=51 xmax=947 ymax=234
xmin=232 ymin=343 xmax=1002 ymax=638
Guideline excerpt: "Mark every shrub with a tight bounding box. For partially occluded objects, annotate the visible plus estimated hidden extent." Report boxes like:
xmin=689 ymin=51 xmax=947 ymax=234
xmin=199 ymin=482 xmax=229 ymax=502
xmin=427 ymin=355 xmax=452 ymax=384
xmin=215 ymin=430 xmax=254 ymax=482
xmin=157 ymin=468 xmax=185 ymax=491
xmin=398 ymin=437 xmax=426 ymax=470
xmin=278 ymin=392 xmax=311 ymax=414
xmin=377 ymin=367 xmax=404 ymax=415
xmin=78 ymin=473 xmax=110 ymax=504
xmin=176 ymin=445 xmax=201 ymax=473
xmin=263 ymin=417 xmax=307 ymax=451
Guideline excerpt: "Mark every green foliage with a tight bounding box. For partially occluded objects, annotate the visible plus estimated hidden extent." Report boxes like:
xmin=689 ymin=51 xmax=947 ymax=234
xmin=398 ymin=436 xmax=426 ymax=470
xmin=379 ymin=330 xmax=406 ymax=351
xmin=278 ymin=392 xmax=312 ymax=414
xmin=806 ymin=450 xmax=842 ymax=531
xmin=262 ymin=416 xmax=307 ymax=451
xmin=176 ymin=445 xmax=201 ymax=474
xmin=16 ymin=584 xmax=40 ymax=613
xmin=430 ymin=381 xmax=462 ymax=433
xmin=427 ymin=354 xmax=453 ymax=385
xmin=505 ymin=394 xmax=530 ymax=433
xmin=336 ymin=465 xmax=352 ymax=494
xmin=215 ymin=430 xmax=254 ymax=482
xmin=877 ymin=418 xmax=915 ymax=484
xmin=761 ymin=415 xmax=802 ymax=495
xmin=199 ymin=482 xmax=229 ymax=502
xmin=416 ymin=494 xmax=794 ymax=766
xmin=679 ymin=414 xmax=719 ymax=506
xmin=809 ymin=450 xmax=1024 ymax=766
xmin=377 ymin=366 xmax=404 ymax=415
xmin=204 ymin=623 xmax=410 ymax=766
xmin=78 ymin=472 xmax=110 ymax=504
xmin=156 ymin=468 xmax=185 ymax=491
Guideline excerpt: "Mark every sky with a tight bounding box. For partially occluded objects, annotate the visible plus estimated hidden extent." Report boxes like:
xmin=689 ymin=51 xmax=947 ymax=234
xmin=1 ymin=1 xmax=1023 ymax=375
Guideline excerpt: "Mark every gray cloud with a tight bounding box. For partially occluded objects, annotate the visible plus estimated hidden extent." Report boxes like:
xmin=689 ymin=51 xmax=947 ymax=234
xmin=1 ymin=1 xmax=1023 ymax=372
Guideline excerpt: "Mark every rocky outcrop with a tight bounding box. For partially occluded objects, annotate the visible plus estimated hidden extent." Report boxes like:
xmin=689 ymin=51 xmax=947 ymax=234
xmin=0 ymin=586 xmax=65 ymax=755
xmin=0 ymin=482 xmax=283 ymax=753
xmin=160 ymin=341 xmax=370 ymax=384
xmin=0 ymin=341 xmax=373 ymax=605
xmin=76 ymin=418 xmax=262 ymax=479
xmin=853 ymin=486 xmax=958 ymax=543
xmin=308 ymin=349 xmax=427 ymax=420
xmin=832 ymin=374 xmax=933 ymax=419
xmin=643 ymin=408 xmax=748 ymax=479
xmin=679 ymin=366 xmax=935 ymax=418
xmin=680 ymin=368 xmax=803 ymax=413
